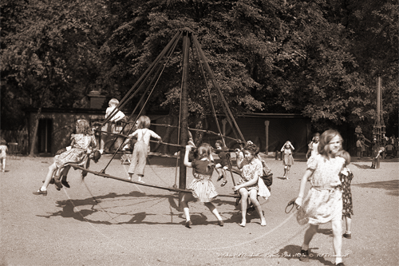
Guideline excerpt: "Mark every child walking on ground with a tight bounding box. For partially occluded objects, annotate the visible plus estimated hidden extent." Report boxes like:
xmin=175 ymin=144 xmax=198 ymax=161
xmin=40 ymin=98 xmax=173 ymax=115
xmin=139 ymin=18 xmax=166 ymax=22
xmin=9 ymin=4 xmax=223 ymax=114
xmin=214 ymin=140 xmax=230 ymax=187
xmin=125 ymin=115 xmax=161 ymax=183
xmin=33 ymin=119 xmax=97 ymax=196
xmin=182 ymin=144 xmax=224 ymax=228
xmin=306 ymin=133 xmax=320 ymax=159
xmin=234 ymin=142 xmax=268 ymax=227
xmin=295 ymin=129 xmax=346 ymax=266
xmin=338 ymin=150 xmax=354 ymax=240
xmin=0 ymin=139 xmax=8 ymax=172
xmin=280 ymin=140 xmax=295 ymax=179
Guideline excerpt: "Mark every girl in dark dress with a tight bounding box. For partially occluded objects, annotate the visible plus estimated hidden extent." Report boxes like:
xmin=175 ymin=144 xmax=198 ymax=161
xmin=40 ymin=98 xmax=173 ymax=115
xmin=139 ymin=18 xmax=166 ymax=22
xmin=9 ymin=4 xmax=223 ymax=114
xmin=338 ymin=150 xmax=354 ymax=239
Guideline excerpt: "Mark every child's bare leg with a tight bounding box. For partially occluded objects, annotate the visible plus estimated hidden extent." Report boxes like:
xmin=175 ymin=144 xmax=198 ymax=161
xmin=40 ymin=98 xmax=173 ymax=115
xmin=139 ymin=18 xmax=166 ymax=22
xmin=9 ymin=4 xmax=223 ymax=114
xmin=137 ymin=174 xmax=144 ymax=183
xmin=220 ymin=168 xmax=228 ymax=186
xmin=2 ymin=158 xmax=5 ymax=171
xmin=299 ymin=224 xmax=318 ymax=262
xmin=286 ymin=166 xmax=291 ymax=179
xmin=181 ymin=193 xmax=193 ymax=227
xmin=238 ymin=188 xmax=249 ymax=226
xmin=204 ymin=202 xmax=223 ymax=225
xmin=249 ymin=190 xmax=266 ymax=226
xmin=302 ymin=224 xmax=318 ymax=249
xmin=332 ymin=219 xmax=343 ymax=264
xmin=41 ymin=163 xmax=58 ymax=190
xmin=344 ymin=215 xmax=352 ymax=236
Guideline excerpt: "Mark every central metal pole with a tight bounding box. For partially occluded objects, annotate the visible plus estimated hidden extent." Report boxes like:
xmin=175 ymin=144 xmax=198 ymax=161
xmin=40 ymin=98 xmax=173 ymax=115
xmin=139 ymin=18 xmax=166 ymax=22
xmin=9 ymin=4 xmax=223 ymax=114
xmin=179 ymin=30 xmax=190 ymax=206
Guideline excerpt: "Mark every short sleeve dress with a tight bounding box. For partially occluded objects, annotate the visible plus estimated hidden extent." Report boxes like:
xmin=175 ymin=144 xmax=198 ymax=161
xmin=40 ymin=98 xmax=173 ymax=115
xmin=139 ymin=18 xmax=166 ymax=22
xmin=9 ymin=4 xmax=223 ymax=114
xmin=188 ymin=159 xmax=218 ymax=202
xmin=55 ymin=134 xmax=96 ymax=169
xmin=297 ymin=154 xmax=345 ymax=225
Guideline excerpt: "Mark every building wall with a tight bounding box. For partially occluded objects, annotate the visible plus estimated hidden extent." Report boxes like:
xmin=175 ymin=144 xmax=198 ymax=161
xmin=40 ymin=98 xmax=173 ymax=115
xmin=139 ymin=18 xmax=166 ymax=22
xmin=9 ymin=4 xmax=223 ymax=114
xmin=26 ymin=109 xmax=311 ymax=156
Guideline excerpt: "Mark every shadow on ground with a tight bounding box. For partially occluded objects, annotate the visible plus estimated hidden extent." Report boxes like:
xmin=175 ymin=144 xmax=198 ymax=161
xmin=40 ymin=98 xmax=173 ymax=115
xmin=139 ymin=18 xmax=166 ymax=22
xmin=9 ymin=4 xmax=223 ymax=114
xmin=276 ymin=245 xmax=335 ymax=265
xmin=37 ymin=191 xmax=242 ymax=226
xmin=353 ymin=179 xmax=399 ymax=196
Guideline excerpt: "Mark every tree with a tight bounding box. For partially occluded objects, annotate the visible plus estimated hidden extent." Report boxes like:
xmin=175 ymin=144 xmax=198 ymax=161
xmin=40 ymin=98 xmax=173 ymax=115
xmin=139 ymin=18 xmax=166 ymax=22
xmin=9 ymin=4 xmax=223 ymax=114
xmin=1 ymin=0 xmax=108 ymax=153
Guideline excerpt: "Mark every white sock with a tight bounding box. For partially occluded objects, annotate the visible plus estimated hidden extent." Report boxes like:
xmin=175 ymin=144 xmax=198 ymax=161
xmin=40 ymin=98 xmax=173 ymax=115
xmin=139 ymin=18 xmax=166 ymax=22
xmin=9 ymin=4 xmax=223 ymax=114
xmin=336 ymin=257 xmax=343 ymax=264
xmin=40 ymin=186 xmax=47 ymax=191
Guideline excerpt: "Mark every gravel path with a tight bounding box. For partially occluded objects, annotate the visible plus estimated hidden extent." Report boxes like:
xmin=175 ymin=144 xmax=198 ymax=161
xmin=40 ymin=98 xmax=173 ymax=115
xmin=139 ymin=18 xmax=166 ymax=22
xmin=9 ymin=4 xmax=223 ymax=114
xmin=0 ymin=154 xmax=398 ymax=266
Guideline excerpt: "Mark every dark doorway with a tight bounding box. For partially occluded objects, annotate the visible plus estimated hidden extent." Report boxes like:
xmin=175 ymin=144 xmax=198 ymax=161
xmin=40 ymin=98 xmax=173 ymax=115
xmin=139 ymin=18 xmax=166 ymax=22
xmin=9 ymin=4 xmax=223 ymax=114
xmin=38 ymin=118 xmax=53 ymax=154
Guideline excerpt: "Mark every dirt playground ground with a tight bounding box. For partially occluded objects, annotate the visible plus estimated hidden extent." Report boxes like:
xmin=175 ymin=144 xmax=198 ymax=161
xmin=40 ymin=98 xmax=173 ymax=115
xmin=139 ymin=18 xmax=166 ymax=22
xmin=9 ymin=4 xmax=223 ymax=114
xmin=0 ymin=153 xmax=398 ymax=266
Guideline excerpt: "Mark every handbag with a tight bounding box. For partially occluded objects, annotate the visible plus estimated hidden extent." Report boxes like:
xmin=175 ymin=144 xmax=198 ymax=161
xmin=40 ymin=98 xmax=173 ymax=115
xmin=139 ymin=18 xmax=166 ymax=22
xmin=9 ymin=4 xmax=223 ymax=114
xmin=261 ymin=172 xmax=273 ymax=188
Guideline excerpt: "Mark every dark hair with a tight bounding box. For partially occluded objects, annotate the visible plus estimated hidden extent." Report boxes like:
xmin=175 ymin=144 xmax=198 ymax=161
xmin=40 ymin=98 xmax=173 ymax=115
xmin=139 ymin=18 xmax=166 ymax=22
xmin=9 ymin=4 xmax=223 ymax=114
xmin=243 ymin=143 xmax=259 ymax=155
xmin=91 ymin=150 xmax=101 ymax=163
xmin=337 ymin=150 xmax=351 ymax=165
xmin=215 ymin=140 xmax=223 ymax=147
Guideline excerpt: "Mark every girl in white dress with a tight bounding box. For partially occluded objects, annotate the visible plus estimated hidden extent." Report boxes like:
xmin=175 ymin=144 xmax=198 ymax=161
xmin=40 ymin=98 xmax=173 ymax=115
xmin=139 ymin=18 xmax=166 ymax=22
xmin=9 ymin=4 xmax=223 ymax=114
xmin=295 ymin=129 xmax=346 ymax=266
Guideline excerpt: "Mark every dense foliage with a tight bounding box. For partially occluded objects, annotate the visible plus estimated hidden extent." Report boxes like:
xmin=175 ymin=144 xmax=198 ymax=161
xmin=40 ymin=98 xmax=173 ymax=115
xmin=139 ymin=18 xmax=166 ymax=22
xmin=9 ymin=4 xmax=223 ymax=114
xmin=1 ymin=0 xmax=398 ymax=135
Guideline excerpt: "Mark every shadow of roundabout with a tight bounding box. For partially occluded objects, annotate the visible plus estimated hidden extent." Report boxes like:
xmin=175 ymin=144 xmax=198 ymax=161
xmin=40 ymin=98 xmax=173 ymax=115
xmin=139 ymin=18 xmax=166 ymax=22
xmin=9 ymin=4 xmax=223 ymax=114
xmin=36 ymin=190 xmax=243 ymax=226
xmin=352 ymin=179 xmax=399 ymax=196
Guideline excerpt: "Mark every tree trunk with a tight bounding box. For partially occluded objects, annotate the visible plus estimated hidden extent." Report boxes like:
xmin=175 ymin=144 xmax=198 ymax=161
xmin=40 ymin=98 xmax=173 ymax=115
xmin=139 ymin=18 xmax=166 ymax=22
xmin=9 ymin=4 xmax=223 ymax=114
xmin=29 ymin=107 xmax=41 ymax=156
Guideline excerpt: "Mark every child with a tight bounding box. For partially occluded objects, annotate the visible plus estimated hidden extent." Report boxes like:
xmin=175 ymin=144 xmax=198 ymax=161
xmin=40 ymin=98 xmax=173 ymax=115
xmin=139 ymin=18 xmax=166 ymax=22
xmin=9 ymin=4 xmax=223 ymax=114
xmin=33 ymin=119 xmax=97 ymax=196
xmin=306 ymin=133 xmax=320 ymax=159
xmin=234 ymin=142 xmax=268 ymax=227
xmin=182 ymin=144 xmax=224 ymax=228
xmin=125 ymin=115 xmax=161 ymax=183
xmin=371 ymin=147 xmax=384 ymax=169
xmin=214 ymin=140 xmax=231 ymax=187
xmin=100 ymin=98 xmax=126 ymax=154
xmin=337 ymin=150 xmax=354 ymax=240
xmin=280 ymin=140 xmax=295 ymax=179
xmin=0 ymin=139 xmax=8 ymax=172
xmin=294 ymin=129 xmax=346 ymax=266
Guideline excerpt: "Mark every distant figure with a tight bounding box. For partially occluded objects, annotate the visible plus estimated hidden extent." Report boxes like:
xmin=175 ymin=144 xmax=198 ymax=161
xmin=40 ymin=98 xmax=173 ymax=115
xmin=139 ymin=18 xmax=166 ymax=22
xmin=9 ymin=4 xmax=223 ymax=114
xmin=356 ymin=137 xmax=363 ymax=158
xmin=306 ymin=133 xmax=320 ymax=159
xmin=0 ymin=139 xmax=8 ymax=172
xmin=280 ymin=140 xmax=295 ymax=180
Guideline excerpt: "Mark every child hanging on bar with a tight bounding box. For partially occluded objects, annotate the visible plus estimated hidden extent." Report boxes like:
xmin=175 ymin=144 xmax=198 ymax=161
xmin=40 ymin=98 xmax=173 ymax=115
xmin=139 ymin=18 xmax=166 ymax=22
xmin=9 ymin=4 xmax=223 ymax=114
xmin=181 ymin=143 xmax=224 ymax=228
xmin=100 ymin=98 xmax=126 ymax=154
xmin=214 ymin=140 xmax=231 ymax=187
xmin=124 ymin=115 xmax=161 ymax=183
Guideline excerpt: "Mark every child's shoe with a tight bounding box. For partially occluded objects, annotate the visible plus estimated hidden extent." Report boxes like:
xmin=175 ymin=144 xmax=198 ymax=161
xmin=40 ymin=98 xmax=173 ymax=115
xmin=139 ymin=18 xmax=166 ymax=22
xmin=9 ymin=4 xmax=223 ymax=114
xmin=33 ymin=189 xmax=47 ymax=196
xmin=185 ymin=220 xmax=192 ymax=228
xmin=221 ymin=180 xmax=227 ymax=187
xmin=299 ymin=249 xmax=309 ymax=262
xmin=343 ymin=233 xmax=351 ymax=239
